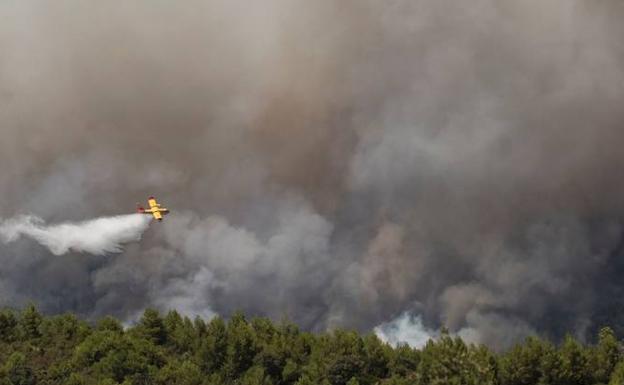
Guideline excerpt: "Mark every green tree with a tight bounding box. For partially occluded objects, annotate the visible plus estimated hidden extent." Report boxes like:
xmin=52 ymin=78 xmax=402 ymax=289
xmin=610 ymin=360 xmax=624 ymax=385
xmin=0 ymin=310 xmax=17 ymax=343
xmin=362 ymin=334 xmax=390 ymax=382
xmin=135 ymin=308 xmax=167 ymax=345
xmin=223 ymin=312 xmax=258 ymax=380
xmin=193 ymin=316 xmax=207 ymax=338
xmin=387 ymin=344 xmax=420 ymax=378
xmin=63 ymin=373 xmax=86 ymax=385
xmin=282 ymin=359 xmax=300 ymax=384
xmin=324 ymin=330 xmax=366 ymax=385
xmin=0 ymin=352 xmax=34 ymax=385
xmin=164 ymin=311 xmax=198 ymax=354
xmin=240 ymin=366 xmax=271 ymax=385
xmin=591 ymin=327 xmax=621 ymax=384
xmin=155 ymin=360 xmax=202 ymax=385
xmin=417 ymin=332 xmax=495 ymax=385
xmin=557 ymin=335 xmax=590 ymax=385
xmin=1 ymin=304 xmax=624 ymax=385
xmin=97 ymin=316 xmax=124 ymax=333
xmin=196 ymin=316 xmax=228 ymax=373
xmin=19 ymin=304 xmax=42 ymax=340
xmin=469 ymin=344 xmax=497 ymax=385
xmin=499 ymin=336 xmax=546 ymax=385
xmin=537 ymin=340 xmax=564 ymax=385
xmin=39 ymin=313 xmax=89 ymax=350
xmin=73 ymin=330 xmax=163 ymax=383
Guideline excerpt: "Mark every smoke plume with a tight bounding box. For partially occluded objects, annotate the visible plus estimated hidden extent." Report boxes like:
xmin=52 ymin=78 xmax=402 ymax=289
xmin=0 ymin=215 xmax=152 ymax=255
xmin=375 ymin=312 xmax=437 ymax=349
xmin=1 ymin=0 xmax=624 ymax=348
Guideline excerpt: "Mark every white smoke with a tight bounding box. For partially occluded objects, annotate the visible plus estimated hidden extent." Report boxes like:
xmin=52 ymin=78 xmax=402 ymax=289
xmin=374 ymin=312 xmax=436 ymax=348
xmin=375 ymin=311 xmax=502 ymax=348
xmin=0 ymin=214 xmax=152 ymax=255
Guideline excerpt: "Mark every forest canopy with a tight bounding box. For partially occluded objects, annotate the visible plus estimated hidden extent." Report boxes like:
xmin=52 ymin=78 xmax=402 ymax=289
xmin=0 ymin=305 xmax=623 ymax=385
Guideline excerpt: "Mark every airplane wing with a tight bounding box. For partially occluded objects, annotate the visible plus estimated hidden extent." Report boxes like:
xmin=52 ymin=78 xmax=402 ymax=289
xmin=152 ymin=210 xmax=163 ymax=220
xmin=148 ymin=197 xmax=158 ymax=208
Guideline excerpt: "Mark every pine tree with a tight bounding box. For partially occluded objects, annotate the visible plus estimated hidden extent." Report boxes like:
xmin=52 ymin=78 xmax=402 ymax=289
xmin=155 ymin=360 xmax=202 ymax=385
xmin=1 ymin=352 xmax=34 ymax=385
xmin=591 ymin=327 xmax=621 ymax=384
xmin=0 ymin=310 xmax=17 ymax=343
xmin=196 ymin=316 xmax=228 ymax=373
xmin=558 ymin=335 xmax=590 ymax=385
xmin=19 ymin=304 xmax=42 ymax=340
xmin=498 ymin=336 xmax=546 ymax=385
xmin=136 ymin=308 xmax=167 ymax=345
xmin=223 ymin=312 xmax=257 ymax=380
xmin=610 ymin=361 xmax=624 ymax=385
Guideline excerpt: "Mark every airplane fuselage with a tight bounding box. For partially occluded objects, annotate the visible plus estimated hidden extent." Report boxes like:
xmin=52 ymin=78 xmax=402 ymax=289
xmin=137 ymin=196 xmax=170 ymax=221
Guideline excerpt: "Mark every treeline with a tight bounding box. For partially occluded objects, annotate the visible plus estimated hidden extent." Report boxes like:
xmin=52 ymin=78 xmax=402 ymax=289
xmin=0 ymin=305 xmax=623 ymax=385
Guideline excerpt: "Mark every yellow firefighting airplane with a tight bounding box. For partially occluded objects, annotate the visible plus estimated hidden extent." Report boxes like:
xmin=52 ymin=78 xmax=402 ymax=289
xmin=137 ymin=196 xmax=170 ymax=221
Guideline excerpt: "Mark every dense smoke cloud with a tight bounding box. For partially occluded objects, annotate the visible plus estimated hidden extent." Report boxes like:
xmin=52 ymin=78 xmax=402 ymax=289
xmin=1 ymin=0 xmax=624 ymax=348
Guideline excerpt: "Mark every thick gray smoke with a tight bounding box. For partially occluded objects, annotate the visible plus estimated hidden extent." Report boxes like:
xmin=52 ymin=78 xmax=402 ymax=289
xmin=1 ymin=0 xmax=624 ymax=348
xmin=0 ymin=214 xmax=151 ymax=255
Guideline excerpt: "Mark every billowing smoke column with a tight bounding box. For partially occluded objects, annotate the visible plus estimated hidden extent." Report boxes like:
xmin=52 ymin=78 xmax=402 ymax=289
xmin=0 ymin=215 xmax=151 ymax=255
xmin=1 ymin=0 xmax=624 ymax=349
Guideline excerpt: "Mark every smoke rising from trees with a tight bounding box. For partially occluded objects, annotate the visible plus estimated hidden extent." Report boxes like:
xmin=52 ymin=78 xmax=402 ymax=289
xmin=1 ymin=0 xmax=624 ymax=348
